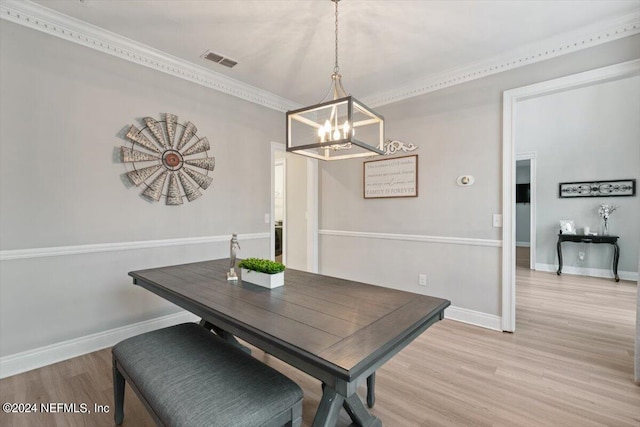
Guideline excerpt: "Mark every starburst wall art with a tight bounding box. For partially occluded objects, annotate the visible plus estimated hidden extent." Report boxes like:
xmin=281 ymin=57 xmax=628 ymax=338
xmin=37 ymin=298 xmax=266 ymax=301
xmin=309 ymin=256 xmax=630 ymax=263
xmin=121 ymin=113 xmax=214 ymax=205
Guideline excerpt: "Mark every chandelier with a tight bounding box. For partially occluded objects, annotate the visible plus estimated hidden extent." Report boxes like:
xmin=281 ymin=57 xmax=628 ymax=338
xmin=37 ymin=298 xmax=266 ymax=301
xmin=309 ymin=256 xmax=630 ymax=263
xmin=286 ymin=0 xmax=385 ymax=161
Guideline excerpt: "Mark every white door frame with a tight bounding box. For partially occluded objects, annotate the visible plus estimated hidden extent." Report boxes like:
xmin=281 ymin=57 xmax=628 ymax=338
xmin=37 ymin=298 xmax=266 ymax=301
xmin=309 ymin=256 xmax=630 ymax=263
xmin=305 ymin=158 xmax=319 ymax=273
xmin=270 ymin=142 xmax=319 ymax=272
xmin=515 ymin=153 xmax=537 ymax=270
xmin=501 ymin=59 xmax=640 ymax=332
xmin=272 ymin=156 xmax=286 ymax=263
xmin=270 ymin=142 xmax=286 ymax=263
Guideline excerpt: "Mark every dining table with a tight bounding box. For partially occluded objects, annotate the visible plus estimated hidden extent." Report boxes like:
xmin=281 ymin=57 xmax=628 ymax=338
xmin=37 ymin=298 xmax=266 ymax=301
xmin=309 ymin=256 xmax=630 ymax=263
xmin=129 ymin=258 xmax=450 ymax=426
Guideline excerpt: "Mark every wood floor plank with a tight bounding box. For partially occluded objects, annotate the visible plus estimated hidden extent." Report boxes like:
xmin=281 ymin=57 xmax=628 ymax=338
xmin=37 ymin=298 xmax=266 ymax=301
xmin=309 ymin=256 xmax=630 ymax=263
xmin=1 ymin=256 xmax=637 ymax=426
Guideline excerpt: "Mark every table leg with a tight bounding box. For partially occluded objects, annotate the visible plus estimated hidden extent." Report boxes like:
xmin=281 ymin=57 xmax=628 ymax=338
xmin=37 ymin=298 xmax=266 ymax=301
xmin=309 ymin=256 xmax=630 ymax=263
xmin=613 ymin=243 xmax=620 ymax=282
xmin=556 ymin=239 xmax=563 ymax=275
xmin=342 ymin=393 xmax=382 ymax=427
xmin=366 ymin=373 xmax=375 ymax=408
xmin=312 ymin=386 xmax=344 ymax=427
xmin=199 ymin=319 xmax=251 ymax=354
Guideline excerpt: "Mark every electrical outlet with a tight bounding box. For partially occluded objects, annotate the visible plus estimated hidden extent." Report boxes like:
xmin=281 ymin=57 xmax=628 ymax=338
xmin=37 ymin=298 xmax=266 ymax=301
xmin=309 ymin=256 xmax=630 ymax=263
xmin=418 ymin=274 xmax=427 ymax=286
xmin=578 ymin=251 xmax=585 ymax=260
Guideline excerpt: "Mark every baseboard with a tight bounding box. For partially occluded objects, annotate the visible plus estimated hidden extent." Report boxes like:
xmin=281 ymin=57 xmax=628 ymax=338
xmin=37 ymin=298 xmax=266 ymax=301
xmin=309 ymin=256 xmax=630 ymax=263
xmin=0 ymin=311 xmax=200 ymax=379
xmin=444 ymin=306 xmax=503 ymax=331
xmin=516 ymin=241 xmax=531 ymax=247
xmin=535 ymin=263 xmax=638 ymax=282
xmin=0 ymin=305 xmax=503 ymax=378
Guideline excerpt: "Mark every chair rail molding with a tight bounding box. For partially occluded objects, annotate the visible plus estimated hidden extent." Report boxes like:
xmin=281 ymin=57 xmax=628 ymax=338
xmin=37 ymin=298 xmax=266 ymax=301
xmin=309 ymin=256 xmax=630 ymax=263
xmin=0 ymin=0 xmax=299 ymax=113
xmin=318 ymin=229 xmax=502 ymax=248
xmin=501 ymin=59 xmax=640 ymax=332
xmin=0 ymin=233 xmax=270 ymax=261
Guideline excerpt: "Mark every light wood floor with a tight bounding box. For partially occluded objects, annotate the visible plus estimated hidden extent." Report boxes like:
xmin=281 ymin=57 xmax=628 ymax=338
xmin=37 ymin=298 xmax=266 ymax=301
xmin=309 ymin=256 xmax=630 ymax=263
xmin=1 ymin=258 xmax=637 ymax=426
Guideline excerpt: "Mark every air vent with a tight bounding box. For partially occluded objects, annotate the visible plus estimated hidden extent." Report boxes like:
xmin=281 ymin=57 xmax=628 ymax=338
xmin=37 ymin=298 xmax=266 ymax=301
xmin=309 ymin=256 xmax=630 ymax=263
xmin=204 ymin=52 xmax=224 ymax=63
xmin=219 ymin=58 xmax=238 ymax=68
xmin=202 ymin=50 xmax=238 ymax=68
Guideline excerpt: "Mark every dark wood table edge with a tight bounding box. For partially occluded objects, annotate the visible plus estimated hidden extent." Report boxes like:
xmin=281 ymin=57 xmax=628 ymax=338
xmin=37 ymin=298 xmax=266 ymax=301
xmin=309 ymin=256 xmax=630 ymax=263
xmin=130 ymin=272 xmax=352 ymax=384
xmin=347 ymin=300 xmax=450 ymax=385
xmin=130 ymin=267 xmax=451 ymax=427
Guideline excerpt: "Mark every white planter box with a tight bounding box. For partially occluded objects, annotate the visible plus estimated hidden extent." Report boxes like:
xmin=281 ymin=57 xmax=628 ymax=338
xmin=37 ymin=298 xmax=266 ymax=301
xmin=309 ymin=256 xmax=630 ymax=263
xmin=240 ymin=269 xmax=284 ymax=289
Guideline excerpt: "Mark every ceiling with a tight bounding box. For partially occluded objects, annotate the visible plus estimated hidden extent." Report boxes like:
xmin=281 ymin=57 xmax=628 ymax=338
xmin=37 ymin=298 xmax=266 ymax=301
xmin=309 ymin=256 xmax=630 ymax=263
xmin=30 ymin=0 xmax=640 ymax=105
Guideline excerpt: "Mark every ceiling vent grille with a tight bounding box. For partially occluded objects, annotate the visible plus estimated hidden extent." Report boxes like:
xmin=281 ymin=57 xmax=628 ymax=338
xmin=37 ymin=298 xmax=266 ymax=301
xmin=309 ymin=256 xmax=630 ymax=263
xmin=202 ymin=50 xmax=238 ymax=68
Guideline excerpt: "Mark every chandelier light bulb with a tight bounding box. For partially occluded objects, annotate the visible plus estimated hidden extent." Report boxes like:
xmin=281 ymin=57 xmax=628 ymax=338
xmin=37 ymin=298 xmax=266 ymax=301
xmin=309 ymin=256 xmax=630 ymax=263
xmin=324 ymin=120 xmax=332 ymax=133
xmin=317 ymin=126 xmax=325 ymax=142
xmin=333 ymin=128 xmax=341 ymax=140
xmin=343 ymin=121 xmax=350 ymax=138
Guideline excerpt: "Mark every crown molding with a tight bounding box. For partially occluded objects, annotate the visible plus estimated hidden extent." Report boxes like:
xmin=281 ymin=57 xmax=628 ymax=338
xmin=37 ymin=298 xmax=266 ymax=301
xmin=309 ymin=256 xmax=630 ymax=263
xmin=364 ymin=11 xmax=640 ymax=107
xmin=2 ymin=1 xmax=638 ymax=110
xmin=0 ymin=0 xmax=300 ymax=112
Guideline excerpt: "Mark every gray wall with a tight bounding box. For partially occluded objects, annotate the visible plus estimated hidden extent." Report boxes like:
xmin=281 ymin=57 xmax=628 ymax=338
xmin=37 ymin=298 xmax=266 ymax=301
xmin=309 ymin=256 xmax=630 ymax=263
xmin=0 ymin=22 xmax=280 ymax=357
xmin=517 ymin=76 xmax=640 ymax=274
xmin=319 ymin=34 xmax=640 ymax=317
xmin=516 ymin=161 xmax=531 ymax=246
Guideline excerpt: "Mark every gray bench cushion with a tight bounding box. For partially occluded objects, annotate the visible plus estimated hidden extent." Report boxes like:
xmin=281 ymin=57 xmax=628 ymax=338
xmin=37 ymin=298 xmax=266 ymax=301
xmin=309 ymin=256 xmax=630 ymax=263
xmin=113 ymin=323 xmax=303 ymax=427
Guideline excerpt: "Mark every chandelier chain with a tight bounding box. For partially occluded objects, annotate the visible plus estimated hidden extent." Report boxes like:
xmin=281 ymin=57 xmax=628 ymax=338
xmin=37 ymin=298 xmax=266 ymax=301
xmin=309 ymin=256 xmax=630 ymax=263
xmin=334 ymin=0 xmax=339 ymax=74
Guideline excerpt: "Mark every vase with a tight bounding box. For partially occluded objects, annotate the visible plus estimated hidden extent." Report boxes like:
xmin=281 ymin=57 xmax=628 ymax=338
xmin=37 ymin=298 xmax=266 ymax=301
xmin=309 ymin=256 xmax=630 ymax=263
xmin=602 ymin=218 xmax=609 ymax=235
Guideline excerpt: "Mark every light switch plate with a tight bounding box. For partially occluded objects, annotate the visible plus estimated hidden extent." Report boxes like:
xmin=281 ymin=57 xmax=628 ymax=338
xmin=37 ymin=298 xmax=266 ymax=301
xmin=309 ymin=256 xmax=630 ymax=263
xmin=492 ymin=214 xmax=502 ymax=228
xmin=264 ymin=213 xmax=270 ymax=224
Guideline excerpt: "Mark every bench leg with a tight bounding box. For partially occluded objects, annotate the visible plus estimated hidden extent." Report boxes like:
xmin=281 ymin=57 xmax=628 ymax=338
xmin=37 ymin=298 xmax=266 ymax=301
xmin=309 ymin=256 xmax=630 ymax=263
xmin=113 ymin=359 xmax=125 ymax=425
xmin=285 ymin=399 xmax=303 ymax=427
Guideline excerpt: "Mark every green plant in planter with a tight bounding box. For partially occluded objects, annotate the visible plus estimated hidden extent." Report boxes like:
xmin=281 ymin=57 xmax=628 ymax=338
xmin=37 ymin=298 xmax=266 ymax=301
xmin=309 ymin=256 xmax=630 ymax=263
xmin=238 ymin=258 xmax=285 ymax=275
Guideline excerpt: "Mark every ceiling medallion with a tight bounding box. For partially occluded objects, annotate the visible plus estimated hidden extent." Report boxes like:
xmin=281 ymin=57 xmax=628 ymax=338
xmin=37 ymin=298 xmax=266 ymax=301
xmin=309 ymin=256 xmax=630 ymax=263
xmin=286 ymin=0 xmax=385 ymax=161
xmin=121 ymin=113 xmax=214 ymax=204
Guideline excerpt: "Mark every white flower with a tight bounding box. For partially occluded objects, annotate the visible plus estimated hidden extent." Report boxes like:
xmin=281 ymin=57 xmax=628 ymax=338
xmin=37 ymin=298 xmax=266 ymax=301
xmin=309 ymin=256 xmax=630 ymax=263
xmin=597 ymin=203 xmax=618 ymax=220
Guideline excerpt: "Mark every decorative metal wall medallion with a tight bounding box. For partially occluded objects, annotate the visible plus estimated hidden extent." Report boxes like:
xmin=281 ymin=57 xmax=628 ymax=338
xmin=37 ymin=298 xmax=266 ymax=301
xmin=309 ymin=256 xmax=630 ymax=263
xmin=383 ymin=139 xmax=418 ymax=155
xmin=559 ymin=179 xmax=636 ymax=198
xmin=121 ymin=113 xmax=214 ymax=204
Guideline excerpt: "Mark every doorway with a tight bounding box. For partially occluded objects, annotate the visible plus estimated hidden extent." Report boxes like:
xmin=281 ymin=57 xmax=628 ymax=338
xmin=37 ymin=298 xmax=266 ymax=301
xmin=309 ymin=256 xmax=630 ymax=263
xmin=502 ymin=59 xmax=640 ymax=332
xmin=515 ymin=154 xmax=536 ymax=270
xmin=270 ymin=142 xmax=319 ymax=271
xmin=274 ymin=156 xmax=286 ymax=263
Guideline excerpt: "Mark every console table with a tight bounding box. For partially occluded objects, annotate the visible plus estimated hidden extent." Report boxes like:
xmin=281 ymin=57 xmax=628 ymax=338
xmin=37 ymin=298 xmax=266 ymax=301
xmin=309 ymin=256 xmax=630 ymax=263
xmin=556 ymin=233 xmax=620 ymax=282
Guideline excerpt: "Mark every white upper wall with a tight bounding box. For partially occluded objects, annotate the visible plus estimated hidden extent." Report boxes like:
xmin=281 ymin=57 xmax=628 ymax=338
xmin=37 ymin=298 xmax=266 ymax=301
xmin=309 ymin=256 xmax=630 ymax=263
xmin=0 ymin=22 xmax=282 ymax=250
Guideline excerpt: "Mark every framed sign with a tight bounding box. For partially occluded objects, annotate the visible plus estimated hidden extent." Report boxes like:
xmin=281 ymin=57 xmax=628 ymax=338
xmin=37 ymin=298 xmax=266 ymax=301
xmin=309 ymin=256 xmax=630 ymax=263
xmin=559 ymin=179 xmax=636 ymax=198
xmin=364 ymin=155 xmax=418 ymax=199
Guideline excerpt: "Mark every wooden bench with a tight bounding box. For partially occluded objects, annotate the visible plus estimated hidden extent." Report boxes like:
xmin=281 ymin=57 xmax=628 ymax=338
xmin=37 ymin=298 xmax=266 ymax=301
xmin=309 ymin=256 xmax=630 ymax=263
xmin=112 ymin=323 xmax=303 ymax=426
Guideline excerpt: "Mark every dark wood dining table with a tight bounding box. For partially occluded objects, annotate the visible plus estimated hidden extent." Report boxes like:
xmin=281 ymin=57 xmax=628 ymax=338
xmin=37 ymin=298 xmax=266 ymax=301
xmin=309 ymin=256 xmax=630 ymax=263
xmin=129 ymin=258 xmax=450 ymax=426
